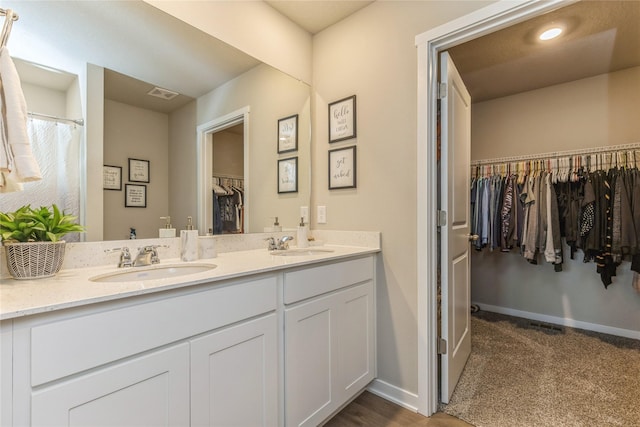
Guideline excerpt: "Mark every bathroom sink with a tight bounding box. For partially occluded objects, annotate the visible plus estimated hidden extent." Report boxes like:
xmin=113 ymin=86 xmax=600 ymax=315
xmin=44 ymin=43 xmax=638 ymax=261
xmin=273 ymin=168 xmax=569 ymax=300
xmin=270 ymin=248 xmax=335 ymax=257
xmin=90 ymin=263 xmax=217 ymax=283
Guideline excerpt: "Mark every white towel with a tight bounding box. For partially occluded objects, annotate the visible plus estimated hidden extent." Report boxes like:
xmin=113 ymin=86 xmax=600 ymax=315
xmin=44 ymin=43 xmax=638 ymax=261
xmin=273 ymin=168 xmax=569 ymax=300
xmin=0 ymin=46 xmax=42 ymax=186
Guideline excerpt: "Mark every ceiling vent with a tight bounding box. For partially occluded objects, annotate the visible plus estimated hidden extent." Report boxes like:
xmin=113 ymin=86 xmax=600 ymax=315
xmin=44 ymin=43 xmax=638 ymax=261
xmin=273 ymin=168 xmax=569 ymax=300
xmin=147 ymin=87 xmax=179 ymax=100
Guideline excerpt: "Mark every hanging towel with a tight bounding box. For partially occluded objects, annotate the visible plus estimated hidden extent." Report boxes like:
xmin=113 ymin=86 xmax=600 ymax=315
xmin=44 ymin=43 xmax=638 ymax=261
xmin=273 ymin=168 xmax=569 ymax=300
xmin=0 ymin=46 xmax=41 ymax=191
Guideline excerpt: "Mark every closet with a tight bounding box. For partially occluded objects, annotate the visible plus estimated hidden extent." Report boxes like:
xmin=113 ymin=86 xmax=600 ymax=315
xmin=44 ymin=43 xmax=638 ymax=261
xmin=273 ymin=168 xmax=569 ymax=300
xmin=467 ymin=66 xmax=640 ymax=338
xmin=212 ymin=175 xmax=244 ymax=235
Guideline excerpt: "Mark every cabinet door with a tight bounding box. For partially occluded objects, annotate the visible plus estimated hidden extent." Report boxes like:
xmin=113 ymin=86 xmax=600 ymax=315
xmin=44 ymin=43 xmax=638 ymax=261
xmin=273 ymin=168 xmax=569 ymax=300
xmin=284 ymin=294 xmax=337 ymax=427
xmin=31 ymin=343 xmax=190 ymax=427
xmin=335 ymin=281 xmax=375 ymax=402
xmin=285 ymin=281 xmax=375 ymax=427
xmin=191 ymin=313 xmax=278 ymax=427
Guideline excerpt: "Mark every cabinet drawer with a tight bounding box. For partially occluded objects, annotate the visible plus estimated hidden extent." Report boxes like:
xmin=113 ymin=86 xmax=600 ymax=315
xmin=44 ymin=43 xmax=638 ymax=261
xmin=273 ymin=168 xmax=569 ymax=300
xmin=284 ymin=256 xmax=373 ymax=304
xmin=30 ymin=276 xmax=276 ymax=386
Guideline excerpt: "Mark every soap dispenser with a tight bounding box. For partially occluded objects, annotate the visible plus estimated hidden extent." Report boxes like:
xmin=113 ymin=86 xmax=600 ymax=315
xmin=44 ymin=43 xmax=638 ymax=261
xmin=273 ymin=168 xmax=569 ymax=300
xmin=180 ymin=216 xmax=199 ymax=262
xmin=297 ymin=217 xmax=309 ymax=248
xmin=273 ymin=217 xmax=282 ymax=232
xmin=159 ymin=216 xmax=176 ymax=238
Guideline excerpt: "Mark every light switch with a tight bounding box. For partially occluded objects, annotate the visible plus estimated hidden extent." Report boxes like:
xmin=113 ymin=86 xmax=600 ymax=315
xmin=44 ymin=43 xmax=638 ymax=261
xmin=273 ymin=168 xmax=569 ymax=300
xmin=317 ymin=206 xmax=327 ymax=224
xmin=300 ymin=206 xmax=309 ymax=223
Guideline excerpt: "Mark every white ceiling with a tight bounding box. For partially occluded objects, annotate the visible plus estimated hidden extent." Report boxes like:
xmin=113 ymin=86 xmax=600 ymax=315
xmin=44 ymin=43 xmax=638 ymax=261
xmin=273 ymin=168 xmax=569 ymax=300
xmin=9 ymin=1 xmax=638 ymax=110
xmin=265 ymin=0 xmax=374 ymax=34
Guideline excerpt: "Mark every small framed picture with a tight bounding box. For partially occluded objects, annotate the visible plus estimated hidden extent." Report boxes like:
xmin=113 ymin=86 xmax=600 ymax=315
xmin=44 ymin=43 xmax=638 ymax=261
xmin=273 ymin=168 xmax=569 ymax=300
xmin=125 ymin=184 xmax=147 ymax=208
xmin=278 ymin=114 xmax=298 ymax=153
xmin=278 ymin=157 xmax=298 ymax=194
xmin=329 ymin=146 xmax=357 ymax=189
xmin=128 ymin=158 xmax=150 ymax=183
xmin=329 ymin=95 xmax=356 ymax=143
xmin=103 ymin=165 xmax=122 ymax=190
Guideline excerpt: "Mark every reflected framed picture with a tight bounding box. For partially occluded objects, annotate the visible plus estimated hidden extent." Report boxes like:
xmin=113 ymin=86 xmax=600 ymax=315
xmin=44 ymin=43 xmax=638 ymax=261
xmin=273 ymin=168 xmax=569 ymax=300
xmin=103 ymin=165 xmax=122 ymax=190
xmin=128 ymin=158 xmax=150 ymax=183
xmin=329 ymin=95 xmax=356 ymax=143
xmin=278 ymin=157 xmax=298 ymax=193
xmin=278 ymin=114 xmax=298 ymax=153
xmin=329 ymin=146 xmax=356 ymax=189
xmin=125 ymin=184 xmax=147 ymax=208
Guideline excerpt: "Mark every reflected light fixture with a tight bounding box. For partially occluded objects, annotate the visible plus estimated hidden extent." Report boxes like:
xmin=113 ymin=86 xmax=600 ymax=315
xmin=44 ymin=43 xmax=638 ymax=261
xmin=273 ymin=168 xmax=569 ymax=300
xmin=539 ymin=27 xmax=563 ymax=41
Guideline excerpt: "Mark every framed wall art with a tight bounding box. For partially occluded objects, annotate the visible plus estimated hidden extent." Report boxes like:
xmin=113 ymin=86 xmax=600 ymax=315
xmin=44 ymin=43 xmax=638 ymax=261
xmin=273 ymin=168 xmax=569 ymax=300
xmin=128 ymin=158 xmax=150 ymax=183
xmin=328 ymin=146 xmax=356 ymax=189
xmin=328 ymin=95 xmax=356 ymax=143
xmin=278 ymin=114 xmax=298 ymax=153
xmin=278 ymin=157 xmax=298 ymax=194
xmin=125 ymin=184 xmax=147 ymax=208
xmin=103 ymin=165 xmax=122 ymax=190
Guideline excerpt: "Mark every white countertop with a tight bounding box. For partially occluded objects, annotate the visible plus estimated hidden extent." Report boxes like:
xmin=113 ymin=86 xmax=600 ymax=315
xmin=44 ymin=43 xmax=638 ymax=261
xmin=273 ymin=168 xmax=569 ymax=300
xmin=0 ymin=245 xmax=379 ymax=320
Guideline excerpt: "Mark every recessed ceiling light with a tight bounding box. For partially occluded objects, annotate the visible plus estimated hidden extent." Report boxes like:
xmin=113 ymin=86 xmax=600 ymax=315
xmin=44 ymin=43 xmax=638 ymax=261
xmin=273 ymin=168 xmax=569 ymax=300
xmin=539 ymin=27 xmax=563 ymax=41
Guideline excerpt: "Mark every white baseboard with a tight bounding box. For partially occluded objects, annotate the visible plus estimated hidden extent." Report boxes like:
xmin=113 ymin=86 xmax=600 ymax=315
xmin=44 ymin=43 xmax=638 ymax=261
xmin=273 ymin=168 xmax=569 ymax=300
xmin=367 ymin=379 xmax=419 ymax=412
xmin=474 ymin=302 xmax=640 ymax=340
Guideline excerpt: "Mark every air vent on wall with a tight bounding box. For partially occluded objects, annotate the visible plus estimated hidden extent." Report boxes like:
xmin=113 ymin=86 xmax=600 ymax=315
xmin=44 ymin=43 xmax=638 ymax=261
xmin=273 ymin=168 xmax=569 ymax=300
xmin=147 ymin=87 xmax=179 ymax=100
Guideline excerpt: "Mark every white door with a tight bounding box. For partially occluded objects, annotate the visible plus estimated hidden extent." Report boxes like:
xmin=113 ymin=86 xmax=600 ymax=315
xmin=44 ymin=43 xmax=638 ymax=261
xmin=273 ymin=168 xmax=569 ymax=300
xmin=439 ymin=51 xmax=472 ymax=404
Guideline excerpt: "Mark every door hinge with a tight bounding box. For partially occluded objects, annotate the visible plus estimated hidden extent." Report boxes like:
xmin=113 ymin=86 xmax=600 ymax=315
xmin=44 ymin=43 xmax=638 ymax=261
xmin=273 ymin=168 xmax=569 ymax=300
xmin=438 ymin=82 xmax=447 ymax=99
xmin=437 ymin=210 xmax=447 ymax=227
xmin=438 ymin=338 xmax=447 ymax=355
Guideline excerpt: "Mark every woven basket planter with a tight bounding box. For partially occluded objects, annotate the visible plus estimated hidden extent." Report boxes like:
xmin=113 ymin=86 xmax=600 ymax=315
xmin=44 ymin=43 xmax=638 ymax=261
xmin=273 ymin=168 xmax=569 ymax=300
xmin=4 ymin=241 xmax=66 ymax=279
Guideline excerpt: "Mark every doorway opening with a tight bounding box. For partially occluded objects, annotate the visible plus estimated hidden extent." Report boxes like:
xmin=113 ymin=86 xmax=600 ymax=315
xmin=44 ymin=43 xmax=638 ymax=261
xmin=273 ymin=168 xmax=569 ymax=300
xmin=197 ymin=107 xmax=250 ymax=235
xmin=416 ymin=0 xmax=579 ymax=416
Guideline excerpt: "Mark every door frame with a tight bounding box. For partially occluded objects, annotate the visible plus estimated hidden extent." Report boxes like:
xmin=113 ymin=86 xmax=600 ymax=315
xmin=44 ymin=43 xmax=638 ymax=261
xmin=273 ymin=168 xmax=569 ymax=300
xmin=415 ymin=0 xmax=577 ymax=416
xmin=197 ymin=106 xmax=250 ymax=234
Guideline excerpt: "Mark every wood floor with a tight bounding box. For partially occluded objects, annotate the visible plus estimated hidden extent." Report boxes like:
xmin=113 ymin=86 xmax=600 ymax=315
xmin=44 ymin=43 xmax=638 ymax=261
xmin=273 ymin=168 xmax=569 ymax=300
xmin=323 ymin=391 xmax=472 ymax=427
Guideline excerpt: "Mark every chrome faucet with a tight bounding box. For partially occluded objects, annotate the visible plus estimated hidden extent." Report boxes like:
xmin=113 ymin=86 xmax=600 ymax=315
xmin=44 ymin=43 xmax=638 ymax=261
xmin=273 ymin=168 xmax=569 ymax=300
xmin=265 ymin=236 xmax=294 ymax=251
xmin=105 ymin=247 xmax=133 ymax=268
xmin=277 ymin=236 xmax=294 ymax=250
xmin=133 ymin=245 xmax=167 ymax=267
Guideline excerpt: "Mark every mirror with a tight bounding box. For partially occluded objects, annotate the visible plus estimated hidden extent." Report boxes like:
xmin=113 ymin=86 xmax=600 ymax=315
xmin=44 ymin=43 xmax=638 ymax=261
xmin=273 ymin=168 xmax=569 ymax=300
xmin=5 ymin=0 xmax=311 ymax=241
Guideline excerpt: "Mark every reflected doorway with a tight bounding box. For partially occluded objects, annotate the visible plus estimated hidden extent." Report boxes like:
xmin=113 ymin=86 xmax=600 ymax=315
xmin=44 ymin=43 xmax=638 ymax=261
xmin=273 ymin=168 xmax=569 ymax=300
xmin=197 ymin=106 xmax=250 ymax=236
xmin=211 ymin=123 xmax=245 ymax=234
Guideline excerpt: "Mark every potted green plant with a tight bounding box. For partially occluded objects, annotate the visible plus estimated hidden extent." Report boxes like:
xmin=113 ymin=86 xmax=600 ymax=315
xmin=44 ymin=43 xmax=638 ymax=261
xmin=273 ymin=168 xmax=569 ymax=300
xmin=1 ymin=204 xmax=85 ymax=279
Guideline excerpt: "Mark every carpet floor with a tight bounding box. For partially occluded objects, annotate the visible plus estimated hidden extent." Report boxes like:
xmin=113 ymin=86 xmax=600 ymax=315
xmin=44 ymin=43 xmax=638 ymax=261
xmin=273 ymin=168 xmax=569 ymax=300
xmin=440 ymin=311 xmax=640 ymax=427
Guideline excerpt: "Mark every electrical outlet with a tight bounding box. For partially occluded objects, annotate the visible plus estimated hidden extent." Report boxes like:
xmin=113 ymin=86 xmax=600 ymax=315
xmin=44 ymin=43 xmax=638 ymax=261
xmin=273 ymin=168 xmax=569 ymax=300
xmin=317 ymin=206 xmax=327 ymax=224
xmin=300 ymin=206 xmax=309 ymax=223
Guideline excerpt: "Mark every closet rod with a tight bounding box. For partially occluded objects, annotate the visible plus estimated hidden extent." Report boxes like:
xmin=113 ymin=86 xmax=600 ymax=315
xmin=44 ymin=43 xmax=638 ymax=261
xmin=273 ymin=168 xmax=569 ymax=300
xmin=28 ymin=112 xmax=85 ymax=127
xmin=0 ymin=8 xmax=19 ymax=20
xmin=213 ymin=174 xmax=243 ymax=180
xmin=471 ymin=142 xmax=640 ymax=166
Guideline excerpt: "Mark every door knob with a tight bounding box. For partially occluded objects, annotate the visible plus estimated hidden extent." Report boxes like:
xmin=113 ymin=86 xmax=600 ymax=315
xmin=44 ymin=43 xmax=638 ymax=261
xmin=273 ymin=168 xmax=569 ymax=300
xmin=466 ymin=234 xmax=479 ymax=242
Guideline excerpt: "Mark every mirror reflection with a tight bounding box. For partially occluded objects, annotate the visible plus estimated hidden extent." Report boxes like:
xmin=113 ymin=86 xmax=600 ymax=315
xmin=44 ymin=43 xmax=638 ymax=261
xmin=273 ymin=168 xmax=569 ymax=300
xmin=4 ymin=0 xmax=311 ymax=241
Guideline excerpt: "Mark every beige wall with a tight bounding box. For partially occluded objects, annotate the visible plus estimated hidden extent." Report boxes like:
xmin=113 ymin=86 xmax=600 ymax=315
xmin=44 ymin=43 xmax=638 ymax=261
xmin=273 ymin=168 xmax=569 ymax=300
xmin=168 ymin=100 xmax=197 ymax=232
xmin=103 ymin=100 xmax=169 ymax=240
xmin=471 ymin=66 xmax=640 ymax=160
xmin=312 ymin=0 xmax=493 ymax=395
xmin=143 ymin=0 xmax=312 ymax=84
xmin=213 ymin=130 xmax=244 ymax=177
xmin=470 ymin=66 xmax=640 ymax=333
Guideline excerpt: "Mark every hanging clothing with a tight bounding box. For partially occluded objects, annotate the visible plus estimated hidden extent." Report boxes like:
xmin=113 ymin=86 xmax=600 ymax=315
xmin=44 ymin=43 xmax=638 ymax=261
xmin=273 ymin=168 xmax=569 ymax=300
xmin=471 ymin=159 xmax=640 ymax=290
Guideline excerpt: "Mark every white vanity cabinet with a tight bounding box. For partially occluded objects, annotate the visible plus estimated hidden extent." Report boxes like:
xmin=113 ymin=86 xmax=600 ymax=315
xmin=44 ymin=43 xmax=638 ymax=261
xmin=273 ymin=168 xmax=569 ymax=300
xmin=283 ymin=256 xmax=376 ymax=427
xmin=9 ymin=275 xmax=277 ymax=426
xmin=2 ymin=249 xmax=378 ymax=427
